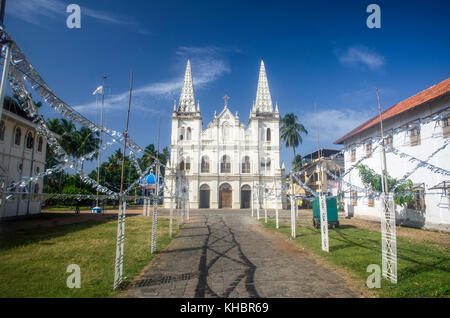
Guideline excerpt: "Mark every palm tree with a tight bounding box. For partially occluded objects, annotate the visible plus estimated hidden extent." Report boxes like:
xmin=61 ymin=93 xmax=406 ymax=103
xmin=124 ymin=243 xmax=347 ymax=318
xmin=280 ymin=113 xmax=308 ymax=206
xmin=292 ymin=154 xmax=303 ymax=172
xmin=280 ymin=113 xmax=308 ymax=160
xmin=72 ymin=127 xmax=100 ymax=174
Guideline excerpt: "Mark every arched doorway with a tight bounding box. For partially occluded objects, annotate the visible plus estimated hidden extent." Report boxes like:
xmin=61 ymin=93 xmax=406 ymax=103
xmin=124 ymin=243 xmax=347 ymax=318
xmin=219 ymin=183 xmax=232 ymax=209
xmin=241 ymin=185 xmax=251 ymax=209
xmin=199 ymin=184 xmax=210 ymax=209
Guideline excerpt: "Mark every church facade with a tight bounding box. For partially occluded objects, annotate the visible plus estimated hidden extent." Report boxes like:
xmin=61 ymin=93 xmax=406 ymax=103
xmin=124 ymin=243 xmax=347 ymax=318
xmin=163 ymin=59 xmax=286 ymax=209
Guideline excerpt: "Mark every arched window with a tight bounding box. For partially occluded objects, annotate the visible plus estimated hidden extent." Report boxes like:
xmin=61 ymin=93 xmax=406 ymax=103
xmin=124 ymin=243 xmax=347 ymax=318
xmin=266 ymin=128 xmax=271 ymax=142
xmin=26 ymin=132 xmax=34 ymax=149
xmin=187 ymin=127 xmax=192 ymax=140
xmin=260 ymin=157 xmax=271 ymax=171
xmin=38 ymin=137 xmax=43 ymax=152
xmin=0 ymin=121 xmax=5 ymax=141
xmin=242 ymin=156 xmax=250 ymax=173
xmin=179 ymin=127 xmax=185 ymax=141
xmin=34 ymin=183 xmax=39 ymax=194
xmin=14 ymin=127 xmax=22 ymax=146
xmin=221 ymin=155 xmax=231 ymax=173
xmin=185 ymin=156 xmax=191 ymax=171
xmin=201 ymin=156 xmax=210 ymax=173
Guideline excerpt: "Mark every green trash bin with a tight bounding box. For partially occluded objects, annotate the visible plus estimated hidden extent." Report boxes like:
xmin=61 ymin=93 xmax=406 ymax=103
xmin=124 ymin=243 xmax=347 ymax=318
xmin=312 ymin=195 xmax=339 ymax=229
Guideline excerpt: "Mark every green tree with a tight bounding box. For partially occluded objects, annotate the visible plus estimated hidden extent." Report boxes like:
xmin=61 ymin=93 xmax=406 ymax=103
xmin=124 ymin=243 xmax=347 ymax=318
xmin=356 ymin=164 xmax=414 ymax=207
xmin=292 ymin=154 xmax=303 ymax=172
xmin=280 ymin=113 xmax=308 ymax=169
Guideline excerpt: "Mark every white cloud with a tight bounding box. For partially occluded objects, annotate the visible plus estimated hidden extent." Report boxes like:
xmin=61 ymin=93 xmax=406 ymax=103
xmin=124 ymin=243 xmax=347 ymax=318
xmin=8 ymin=0 xmax=148 ymax=32
xmin=74 ymin=46 xmax=233 ymax=114
xmin=302 ymin=108 xmax=376 ymax=147
xmin=335 ymin=45 xmax=385 ymax=70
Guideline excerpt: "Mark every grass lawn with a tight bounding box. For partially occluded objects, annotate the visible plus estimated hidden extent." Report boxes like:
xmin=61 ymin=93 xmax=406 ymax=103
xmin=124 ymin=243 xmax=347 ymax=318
xmin=0 ymin=215 xmax=180 ymax=297
xmin=261 ymin=218 xmax=450 ymax=298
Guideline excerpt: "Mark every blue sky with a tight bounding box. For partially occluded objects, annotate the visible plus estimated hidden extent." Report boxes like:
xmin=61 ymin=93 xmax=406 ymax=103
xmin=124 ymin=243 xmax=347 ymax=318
xmin=6 ymin=0 xmax=450 ymax=171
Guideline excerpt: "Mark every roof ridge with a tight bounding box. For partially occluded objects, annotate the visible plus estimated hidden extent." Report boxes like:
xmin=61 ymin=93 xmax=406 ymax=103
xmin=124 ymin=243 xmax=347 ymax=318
xmin=334 ymin=77 xmax=450 ymax=144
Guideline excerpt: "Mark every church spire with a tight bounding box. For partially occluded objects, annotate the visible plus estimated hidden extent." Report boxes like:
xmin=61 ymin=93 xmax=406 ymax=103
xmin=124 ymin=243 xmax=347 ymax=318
xmin=178 ymin=59 xmax=196 ymax=113
xmin=254 ymin=59 xmax=273 ymax=113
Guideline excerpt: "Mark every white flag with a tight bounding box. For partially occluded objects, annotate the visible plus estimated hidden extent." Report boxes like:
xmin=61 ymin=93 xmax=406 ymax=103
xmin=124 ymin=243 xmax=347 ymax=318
xmin=92 ymin=85 xmax=104 ymax=95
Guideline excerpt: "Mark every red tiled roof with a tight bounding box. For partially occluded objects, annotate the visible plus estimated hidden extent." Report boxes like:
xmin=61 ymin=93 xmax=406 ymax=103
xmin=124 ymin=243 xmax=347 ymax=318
xmin=334 ymin=78 xmax=450 ymax=144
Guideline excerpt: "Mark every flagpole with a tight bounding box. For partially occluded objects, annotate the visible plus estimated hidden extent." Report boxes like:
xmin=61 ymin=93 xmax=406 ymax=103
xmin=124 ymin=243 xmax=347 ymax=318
xmin=96 ymin=75 xmax=107 ymax=208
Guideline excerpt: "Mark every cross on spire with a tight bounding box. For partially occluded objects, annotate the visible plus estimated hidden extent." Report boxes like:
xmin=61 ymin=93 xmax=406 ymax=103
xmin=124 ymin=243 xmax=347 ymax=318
xmin=223 ymin=94 xmax=230 ymax=108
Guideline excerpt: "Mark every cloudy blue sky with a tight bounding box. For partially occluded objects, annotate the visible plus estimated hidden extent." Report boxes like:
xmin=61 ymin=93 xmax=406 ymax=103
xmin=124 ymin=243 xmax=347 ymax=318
xmin=5 ymin=0 xmax=450 ymax=171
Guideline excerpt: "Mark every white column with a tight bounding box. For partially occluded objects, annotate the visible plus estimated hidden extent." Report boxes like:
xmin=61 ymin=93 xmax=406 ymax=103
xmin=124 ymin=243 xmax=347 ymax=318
xmin=290 ymin=196 xmax=295 ymax=238
xmin=275 ymin=207 xmax=279 ymax=229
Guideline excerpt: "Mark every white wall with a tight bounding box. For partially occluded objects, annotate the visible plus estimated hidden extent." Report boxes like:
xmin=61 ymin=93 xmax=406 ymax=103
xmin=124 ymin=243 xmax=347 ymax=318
xmin=342 ymin=95 xmax=450 ymax=231
xmin=0 ymin=110 xmax=47 ymax=218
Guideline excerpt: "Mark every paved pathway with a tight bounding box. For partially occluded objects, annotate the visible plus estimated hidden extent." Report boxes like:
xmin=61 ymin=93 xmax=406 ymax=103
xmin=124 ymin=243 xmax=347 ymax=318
xmin=125 ymin=210 xmax=357 ymax=298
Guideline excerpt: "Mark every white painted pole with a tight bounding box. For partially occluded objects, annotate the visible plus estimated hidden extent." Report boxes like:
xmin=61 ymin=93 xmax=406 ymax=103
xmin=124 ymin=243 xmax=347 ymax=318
xmin=256 ymin=190 xmax=260 ymax=220
xmin=290 ymin=195 xmax=296 ymax=238
xmin=251 ymin=191 xmax=254 ymax=217
xmin=120 ymin=200 xmax=126 ymax=276
xmin=264 ymin=193 xmax=268 ymax=223
xmin=169 ymin=195 xmax=173 ymax=238
xmin=275 ymin=207 xmax=279 ymax=229
xmin=151 ymin=162 xmax=160 ymax=254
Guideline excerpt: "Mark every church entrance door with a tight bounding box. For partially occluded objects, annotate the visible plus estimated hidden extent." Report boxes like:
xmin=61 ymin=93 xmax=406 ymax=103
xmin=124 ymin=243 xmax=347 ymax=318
xmin=219 ymin=183 xmax=232 ymax=209
xmin=240 ymin=185 xmax=251 ymax=209
xmin=199 ymin=184 xmax=210 ymax=209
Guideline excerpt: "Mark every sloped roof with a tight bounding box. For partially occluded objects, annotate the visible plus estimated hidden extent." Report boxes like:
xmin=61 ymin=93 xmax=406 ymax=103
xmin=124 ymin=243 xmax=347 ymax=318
xmin=334 ymin=78 xmax=450 ymax=144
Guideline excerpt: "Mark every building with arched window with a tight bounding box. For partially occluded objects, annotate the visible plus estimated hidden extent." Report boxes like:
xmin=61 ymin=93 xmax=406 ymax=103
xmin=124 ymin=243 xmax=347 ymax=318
xmin=164 ymin=59 xmax=286 ymax=209
xmin=0 ymin=100 xmax=47 ymax=218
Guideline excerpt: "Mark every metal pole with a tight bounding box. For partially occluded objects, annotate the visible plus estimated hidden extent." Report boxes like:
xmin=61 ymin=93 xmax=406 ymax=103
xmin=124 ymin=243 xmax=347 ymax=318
xmin=96 ymin=75 xmax=107 ymax=208
xmin=113 ymin=71 xmax=133 ymax=289
xmin=376 ymin=87 xmax=397 ymax=283
xmin=151 ymin=117 xmax=161 ymax=253
xmin=376 ymin=87 xmax=389 ymax=193
xmin=315 ymin=103 xmax=329 ymax=252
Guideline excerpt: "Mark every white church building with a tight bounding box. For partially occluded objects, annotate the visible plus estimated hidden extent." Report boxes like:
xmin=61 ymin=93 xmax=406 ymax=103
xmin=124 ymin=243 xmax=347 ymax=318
xmin=164 ymin=59 xmax=286 ymax=210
